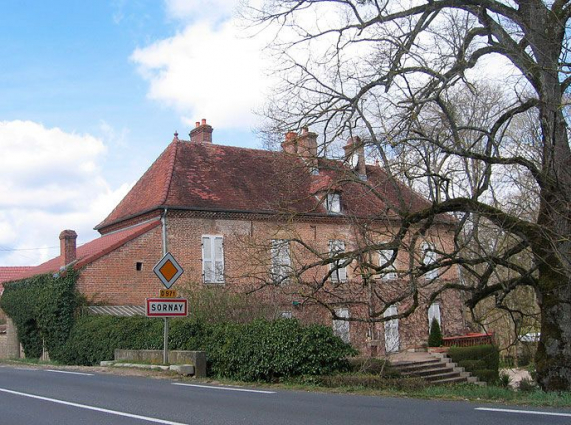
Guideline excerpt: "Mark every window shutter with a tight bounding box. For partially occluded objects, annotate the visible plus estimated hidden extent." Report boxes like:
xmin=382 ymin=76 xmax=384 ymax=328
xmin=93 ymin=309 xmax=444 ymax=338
xmin=202 ymin=236 xmax=213 ymax=283
xmin=379 ymin=249 xmax=397 ymax=280
xmin=214 ymin=236 xmax=224 ymax=283
xmin=330 ymin=240 xmax=347 ymax=282
xmin=271 ymin=239 xmax=291 ymax=284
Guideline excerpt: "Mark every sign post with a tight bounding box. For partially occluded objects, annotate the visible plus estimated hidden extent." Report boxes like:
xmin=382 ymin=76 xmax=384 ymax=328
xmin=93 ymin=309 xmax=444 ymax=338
xmin=152 ymin=252 xmax=185 ymax=364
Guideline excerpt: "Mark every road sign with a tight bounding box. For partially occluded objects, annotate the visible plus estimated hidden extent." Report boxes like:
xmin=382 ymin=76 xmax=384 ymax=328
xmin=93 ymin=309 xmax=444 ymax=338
xmin=159 ymin=289 xmax=177 ymax=298
xmin=153 ymin=252 xmax=184 ymax=289
xmin=146 ymin=298 xmax=188 ymax=317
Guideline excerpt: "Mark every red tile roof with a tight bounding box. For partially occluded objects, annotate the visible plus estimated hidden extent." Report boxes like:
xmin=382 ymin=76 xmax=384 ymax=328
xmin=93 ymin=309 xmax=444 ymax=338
xmin=0 ymin=267 xmax=34 ymax=284
xmin=3 ymin=220 xmax=160 ymax=284
xmin=95 ymin=139 xmax=432 ymax=232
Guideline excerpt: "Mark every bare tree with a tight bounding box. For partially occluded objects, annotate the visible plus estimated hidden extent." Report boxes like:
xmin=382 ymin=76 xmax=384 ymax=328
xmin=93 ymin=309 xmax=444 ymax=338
xmin=244 ymin=0 xmax=571 ymax=391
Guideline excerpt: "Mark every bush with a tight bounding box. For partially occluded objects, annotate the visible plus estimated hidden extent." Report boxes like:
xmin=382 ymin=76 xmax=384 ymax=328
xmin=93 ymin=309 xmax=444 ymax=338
xmin=428 ymin=318 xmax=443 ymax=347
xmin=448 ymin=344 xmax=500 ymax=383
xmin=207 ymin=319 xmax=357 ymax=381
xmin=59 ymin=316 xmax=163 ymax=365
xmin=457 ymin=360 xmax=486 ymax=371
xmin=59 ymin=316 xmax=356 ymax=381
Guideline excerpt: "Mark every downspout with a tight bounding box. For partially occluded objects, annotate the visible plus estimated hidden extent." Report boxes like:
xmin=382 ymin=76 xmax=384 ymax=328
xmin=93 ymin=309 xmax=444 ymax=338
xmin=161 ymin=208 xmax=168 ymax=256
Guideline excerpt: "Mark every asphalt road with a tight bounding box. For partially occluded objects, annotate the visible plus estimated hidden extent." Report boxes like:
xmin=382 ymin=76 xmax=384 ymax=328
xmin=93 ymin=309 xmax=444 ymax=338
xmin=0 ymin=365 xmax=570 ymax=425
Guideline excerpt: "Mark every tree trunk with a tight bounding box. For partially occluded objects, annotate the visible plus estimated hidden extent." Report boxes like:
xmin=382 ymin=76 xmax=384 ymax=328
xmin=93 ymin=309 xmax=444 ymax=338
xmin=536 ymin=264 xmax=571 ymax=391
xmin=534 ymin=101 xmax=571 ymax=391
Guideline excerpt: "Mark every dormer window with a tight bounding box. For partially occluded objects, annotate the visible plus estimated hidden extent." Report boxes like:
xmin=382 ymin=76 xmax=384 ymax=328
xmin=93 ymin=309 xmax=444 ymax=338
xmin=326 ymin=193 xmax=341 ymax=214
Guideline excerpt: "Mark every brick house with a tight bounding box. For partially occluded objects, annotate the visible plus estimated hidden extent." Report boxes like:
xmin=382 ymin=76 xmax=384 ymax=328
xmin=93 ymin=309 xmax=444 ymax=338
xmin=3 ymin=119 xmax=467 ymax=355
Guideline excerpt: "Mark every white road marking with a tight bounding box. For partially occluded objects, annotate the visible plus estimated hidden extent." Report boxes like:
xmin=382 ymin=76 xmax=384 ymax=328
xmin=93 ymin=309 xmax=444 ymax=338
xmin=173 ymin=383 xmax=276 ymax=394
xmin=0 ymin=387 xmax=189 ymax=425
xmin=476 ymin=407 xmax=571 ymax=418
xmin=46 ymin=369 xmax=93 ymax=376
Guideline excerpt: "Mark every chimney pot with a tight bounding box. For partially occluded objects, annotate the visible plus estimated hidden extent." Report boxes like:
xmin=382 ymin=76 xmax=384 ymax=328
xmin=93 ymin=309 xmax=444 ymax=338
xmin=59 ymin=229 xmax=77 ymax=267
xmin=201 ymin=118 xmax=207 ymax=125
xmin=195 ymin=121 xmax=200 ymax=128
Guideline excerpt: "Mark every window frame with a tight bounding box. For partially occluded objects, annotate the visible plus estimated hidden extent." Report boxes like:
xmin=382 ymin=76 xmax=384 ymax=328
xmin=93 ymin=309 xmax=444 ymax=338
xmin=329 ymin=239 xmax=348 ymax=283
xmin=422 ymin=242 xmax=438 ymax=279
xmin=326 ymin=192 xmax=342 ymax=214
xmin=270 ymin=239 xmax=292 ymax=284
xmin=202 ymin=235 xmax=225 ymax=284
xmin=378 ymin=249 xmax=397 ymax=280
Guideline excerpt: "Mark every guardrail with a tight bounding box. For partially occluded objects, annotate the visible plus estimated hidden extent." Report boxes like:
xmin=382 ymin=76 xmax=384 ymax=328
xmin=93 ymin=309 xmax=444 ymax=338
xmin=442 ymin=332 xmax=493 ymax=347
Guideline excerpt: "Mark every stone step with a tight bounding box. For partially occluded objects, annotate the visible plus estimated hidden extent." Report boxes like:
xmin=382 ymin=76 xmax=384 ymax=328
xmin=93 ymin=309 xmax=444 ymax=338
xmin=402 ymin=365 xmax=457 ymax=377
xmin=391 ymin=359 xmax=441 ymax=369
xmin=424 ymin=370 xmax=464 ymax=382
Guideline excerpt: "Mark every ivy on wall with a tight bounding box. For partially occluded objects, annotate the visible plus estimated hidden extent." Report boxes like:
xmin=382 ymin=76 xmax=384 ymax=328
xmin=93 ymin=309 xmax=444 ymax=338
xmin=0 ymin=269 xmax=78 ymax=360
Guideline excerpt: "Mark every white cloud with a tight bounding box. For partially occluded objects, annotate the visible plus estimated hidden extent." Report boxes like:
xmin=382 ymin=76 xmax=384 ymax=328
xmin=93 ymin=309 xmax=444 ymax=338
xmin=131 ymin=12 xmax=273 ymax=129
xmin=165 ymin=0 xmax=237 ymax=21
xmin=0 ymin=121 xmax=131 ymax=266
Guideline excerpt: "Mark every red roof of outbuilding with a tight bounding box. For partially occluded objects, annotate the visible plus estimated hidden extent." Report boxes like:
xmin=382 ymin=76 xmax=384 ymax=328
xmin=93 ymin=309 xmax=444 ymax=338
xmin=95 ymin=140 xmax=432 ymax=232
xmin=0 ymin=267 xmax=34 ymax=284
xmin=3 ymin=220 xmax=160 ymax=284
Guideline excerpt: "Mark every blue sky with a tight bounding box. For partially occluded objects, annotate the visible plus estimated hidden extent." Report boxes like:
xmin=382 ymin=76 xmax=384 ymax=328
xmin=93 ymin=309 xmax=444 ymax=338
xmin=0 ymin=0 xmax=270 ymax=266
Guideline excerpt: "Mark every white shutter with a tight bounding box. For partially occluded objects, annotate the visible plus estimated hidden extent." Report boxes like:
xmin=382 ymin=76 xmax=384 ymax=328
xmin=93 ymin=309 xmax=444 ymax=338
xmin=379 ymin=249 xmax=397 ymax=280
xmin=428 ymin=302 xmax=441 ymax=327
xmin=214 ymin=236 xmax=224 ymax=283
xmin=422 ymin=243 xmax=438 ymax=279
xmin=333 ymin=308 xmax=350 ymax=343
xmin=202 ymin=236 xmax=213 ymax=283
xmin=203 ymin=235 xmax=224 ymax=283
xmin=271 ymin=239 xmax=291 ymax=284
xmin=330 ymin=240 xmax=347 ymax=282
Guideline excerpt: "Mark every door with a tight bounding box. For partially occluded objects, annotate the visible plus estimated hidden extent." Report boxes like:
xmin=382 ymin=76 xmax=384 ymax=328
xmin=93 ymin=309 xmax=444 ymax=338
xmin=384 ymin=305 xmax=400 ymax=353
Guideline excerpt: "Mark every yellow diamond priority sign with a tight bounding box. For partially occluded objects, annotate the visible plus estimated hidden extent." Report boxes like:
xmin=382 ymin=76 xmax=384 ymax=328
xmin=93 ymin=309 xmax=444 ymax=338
xmin=153 ymin=252 xmax=184 ymax=289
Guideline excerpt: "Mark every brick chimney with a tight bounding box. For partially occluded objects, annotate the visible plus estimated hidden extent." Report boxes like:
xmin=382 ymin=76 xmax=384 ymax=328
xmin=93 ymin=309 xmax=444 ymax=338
xmin=281 ymin=127 xmax=318 ymax=171
xmin=59 ymin=230 xmax=77 ymax=267
xmin=343 ymin=136 xmax=367 ymax=180
xmin=189 ymin=119 xmax=213 ymax=143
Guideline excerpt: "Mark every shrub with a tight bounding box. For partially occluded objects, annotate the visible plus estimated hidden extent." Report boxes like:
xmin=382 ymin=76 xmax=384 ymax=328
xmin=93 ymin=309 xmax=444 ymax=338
xmin=457 ymin=360 xmax=486 ymax=371
xmin=58 ymin=316 xmax=356 ymax=381
xmin=518 ymin=378 xmax=537 ymax=392
xmin=448 ymin=344 xmax=500 ymax=383
xmin=207 ymin=319 xmax=357 ymax=381
xmin=59 ymin=316 xmax=163 ymax=365
xmin=428 ymin=318 xmax=443 ymax=347
xmin=498 ymin=372 xmax=512 ymax=388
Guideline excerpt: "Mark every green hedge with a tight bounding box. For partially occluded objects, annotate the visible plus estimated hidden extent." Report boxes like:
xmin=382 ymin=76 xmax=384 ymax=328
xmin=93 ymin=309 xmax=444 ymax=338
xmin=58 ymin=316 xmax=164 ymax=365
xmin=0 ymin=270 xmax=78 ymax=360
xmin=448 ymin=344 xmax=499 ymax=383
xmin=428 ymin=318 xmax=443 ymax=347
xmin=59 ymin=316 xmax=357 ymax=381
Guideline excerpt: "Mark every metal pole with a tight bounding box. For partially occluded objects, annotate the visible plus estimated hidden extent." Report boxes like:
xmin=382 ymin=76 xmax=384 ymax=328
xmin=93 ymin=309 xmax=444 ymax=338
xmin=162 ymin=208 xmax=169 ymax=365
xmin=163 ymin=317 xmax=169 ymax=365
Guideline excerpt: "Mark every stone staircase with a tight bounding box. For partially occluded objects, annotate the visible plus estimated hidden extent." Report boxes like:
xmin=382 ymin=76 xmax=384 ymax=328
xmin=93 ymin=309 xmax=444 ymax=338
xmin=389 ymin=351 xmax=484 ymax=385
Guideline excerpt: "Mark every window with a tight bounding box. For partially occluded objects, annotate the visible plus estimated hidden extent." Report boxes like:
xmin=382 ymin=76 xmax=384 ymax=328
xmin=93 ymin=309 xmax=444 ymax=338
xmin=326 ymin=193 xmax=341 ymax=214
xmin=378 ymin=249 xmax=397 ymax=280
xmin=329 ymin=240 xmax=347 ymax=282
xmin=333 ymin=308 xmax=350 ymax=343
xmin=135 ymin=262 xmax=143 ymax=271
xmin=428 ymin=302 xmax=441 ymax=327
xmin=202 ymin=235 xmax=224 ymax=283
xmin=271 ymin=239 xmax=291 ymax=284
xmin=422 ymin=243 xmax=438 ymax=279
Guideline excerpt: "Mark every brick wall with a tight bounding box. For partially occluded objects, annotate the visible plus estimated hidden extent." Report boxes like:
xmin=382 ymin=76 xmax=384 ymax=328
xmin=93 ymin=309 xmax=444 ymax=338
xmin=79 ymin=211 xmax=467 ymax=354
